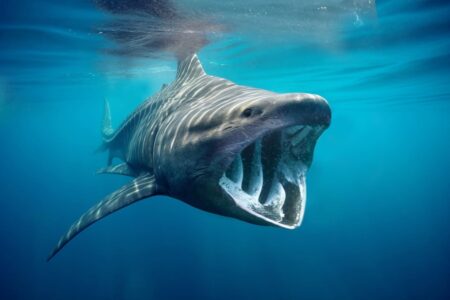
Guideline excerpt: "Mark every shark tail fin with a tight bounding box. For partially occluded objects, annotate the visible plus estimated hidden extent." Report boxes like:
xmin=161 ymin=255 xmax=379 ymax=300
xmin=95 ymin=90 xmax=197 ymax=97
xmin=47 ymin=173 xmax=160 ymax=261
xmin=102 ymin=98 xmax=114 ymax=140
xmin=95 ymin=99 xmax=114 ymax=159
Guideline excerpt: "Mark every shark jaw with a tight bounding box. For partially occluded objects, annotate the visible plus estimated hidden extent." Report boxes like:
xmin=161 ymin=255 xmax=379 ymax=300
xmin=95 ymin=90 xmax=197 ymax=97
xmin=219 ymin=124 xmax=325 ymax=229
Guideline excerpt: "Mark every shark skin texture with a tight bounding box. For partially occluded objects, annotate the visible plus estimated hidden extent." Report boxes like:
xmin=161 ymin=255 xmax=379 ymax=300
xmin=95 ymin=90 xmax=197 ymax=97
xmin=48 ymin=54 xmax=331 ymax=260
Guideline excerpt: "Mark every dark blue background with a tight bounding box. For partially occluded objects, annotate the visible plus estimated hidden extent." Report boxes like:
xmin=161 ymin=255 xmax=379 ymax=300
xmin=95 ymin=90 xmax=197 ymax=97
xmin=0 ymin=1 xmax=449 ymax=299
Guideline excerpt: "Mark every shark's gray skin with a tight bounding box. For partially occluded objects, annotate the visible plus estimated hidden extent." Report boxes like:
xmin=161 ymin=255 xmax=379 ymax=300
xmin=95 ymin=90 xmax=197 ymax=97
xmin=48 ymin=54 xmax=331 ymax=260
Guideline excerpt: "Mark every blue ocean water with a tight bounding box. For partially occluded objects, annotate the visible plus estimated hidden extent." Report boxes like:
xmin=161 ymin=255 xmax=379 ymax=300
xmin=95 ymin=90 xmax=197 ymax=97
xmin=1 ymin=0 xmax=449 ymax=299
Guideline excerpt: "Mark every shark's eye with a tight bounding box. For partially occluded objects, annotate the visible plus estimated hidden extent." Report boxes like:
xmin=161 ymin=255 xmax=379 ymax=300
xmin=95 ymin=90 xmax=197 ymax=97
xmin=242 ymin=108 xmax=253 ymax=118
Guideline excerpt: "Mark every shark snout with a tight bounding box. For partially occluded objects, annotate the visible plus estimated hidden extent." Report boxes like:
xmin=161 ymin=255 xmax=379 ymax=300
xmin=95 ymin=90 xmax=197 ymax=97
xmin=303 ymin=94 xmax=331 ymax=127
xmin=277 ymin=93 xmax=331 ymax=128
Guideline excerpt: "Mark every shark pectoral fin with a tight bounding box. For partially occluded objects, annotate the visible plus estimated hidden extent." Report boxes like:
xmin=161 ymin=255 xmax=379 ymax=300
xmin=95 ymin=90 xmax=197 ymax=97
xmin=96 ymin=163 xmax=138 ymax=177
xmin=47 ymin=174 xmax=159 ymax=261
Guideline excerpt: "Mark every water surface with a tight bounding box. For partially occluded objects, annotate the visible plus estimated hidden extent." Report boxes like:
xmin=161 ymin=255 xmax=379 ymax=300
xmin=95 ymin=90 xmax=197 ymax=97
xmin=0 ymin=0 xmax=449 ymax=299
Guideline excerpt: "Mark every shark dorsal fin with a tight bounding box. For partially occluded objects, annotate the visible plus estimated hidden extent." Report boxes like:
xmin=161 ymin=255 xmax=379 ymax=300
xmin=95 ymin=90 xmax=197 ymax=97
xmin=176 ymin=54 xmax=206 ymax=82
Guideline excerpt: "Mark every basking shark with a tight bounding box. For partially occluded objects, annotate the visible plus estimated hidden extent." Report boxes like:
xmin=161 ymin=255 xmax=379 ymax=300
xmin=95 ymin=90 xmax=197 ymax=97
xmin=48 ymin=54 xmax=331 ymax=260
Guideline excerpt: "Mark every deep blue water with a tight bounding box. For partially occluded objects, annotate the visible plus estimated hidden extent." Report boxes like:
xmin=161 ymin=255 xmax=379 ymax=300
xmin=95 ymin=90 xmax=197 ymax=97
xmin=1 ymin=0 xmax=450 ymax=299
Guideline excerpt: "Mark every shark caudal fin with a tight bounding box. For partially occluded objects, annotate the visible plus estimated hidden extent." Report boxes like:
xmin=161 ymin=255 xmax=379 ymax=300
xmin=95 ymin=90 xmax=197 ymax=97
xmin=95 ymin=99 xmax=114 ymax=164
xmin=102 ymin=98 xmax=114 ymax=139
xmin=47 ymin=174 xmax=160 ymax=261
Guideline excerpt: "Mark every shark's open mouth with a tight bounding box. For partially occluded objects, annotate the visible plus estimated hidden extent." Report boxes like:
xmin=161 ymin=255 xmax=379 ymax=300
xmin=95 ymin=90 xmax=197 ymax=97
xmin=219 ymin=125 xmax=325 ymax=229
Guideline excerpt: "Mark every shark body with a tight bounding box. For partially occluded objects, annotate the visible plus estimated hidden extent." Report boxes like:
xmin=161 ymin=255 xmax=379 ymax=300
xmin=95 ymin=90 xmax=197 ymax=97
xmin=48 ymin=54 xmax=331 ymax=260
